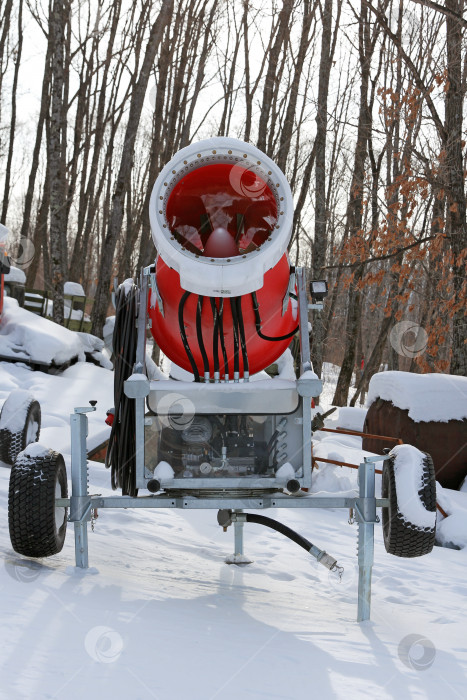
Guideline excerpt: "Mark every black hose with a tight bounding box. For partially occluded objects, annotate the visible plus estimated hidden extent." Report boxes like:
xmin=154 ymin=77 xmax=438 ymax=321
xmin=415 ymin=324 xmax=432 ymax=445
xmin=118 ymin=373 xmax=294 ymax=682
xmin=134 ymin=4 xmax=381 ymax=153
xmin=105 ymin=283 xmax=138 ymax=497
xmin=210 ymin=298 xmax=220 ymax=376
xmin=245 ymin=513 xmax=313 ymax=554
xmin=251 ymin=291 xmax=298 ymax=342
xmin=229 ymin=297 xmax=240 ymax=376
xmin=235 ymin=297 xmax=249 ymax=375
xmin=196 ymin=295 xmax=210 ymax=380
xmin=179 ymin=291 xmax=200 ymax=382
xmin=218 ymin=299 xmax=229 ymax=379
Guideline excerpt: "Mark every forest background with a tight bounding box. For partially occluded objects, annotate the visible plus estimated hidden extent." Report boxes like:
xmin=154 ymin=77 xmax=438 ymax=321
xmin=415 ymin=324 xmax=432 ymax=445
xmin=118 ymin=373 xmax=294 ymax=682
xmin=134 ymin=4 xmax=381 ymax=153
xmin=0 ymin=0 xmax=465 ymax=405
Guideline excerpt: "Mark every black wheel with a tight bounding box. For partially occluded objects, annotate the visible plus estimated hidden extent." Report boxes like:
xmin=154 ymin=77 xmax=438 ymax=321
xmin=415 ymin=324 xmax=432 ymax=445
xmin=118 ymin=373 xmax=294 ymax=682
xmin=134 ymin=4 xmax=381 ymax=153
xmin=8 ymin=448 xmax=68 ymax=557
xmin=0 ymin=391 xmax=41 ymax=465
xmin=382 ymin=446 xmax=436 ymax=558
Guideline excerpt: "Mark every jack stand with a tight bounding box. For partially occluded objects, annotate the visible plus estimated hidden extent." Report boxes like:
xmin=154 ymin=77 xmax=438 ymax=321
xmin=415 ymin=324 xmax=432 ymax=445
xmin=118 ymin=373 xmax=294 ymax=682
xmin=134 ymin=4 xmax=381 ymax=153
xmin=69 ymin=405 xmax=95 ymax=569
xmin=355 ymin=455 xmax=388 ymax=622
xmin=224 ymin=510 xmax=253 ymax=565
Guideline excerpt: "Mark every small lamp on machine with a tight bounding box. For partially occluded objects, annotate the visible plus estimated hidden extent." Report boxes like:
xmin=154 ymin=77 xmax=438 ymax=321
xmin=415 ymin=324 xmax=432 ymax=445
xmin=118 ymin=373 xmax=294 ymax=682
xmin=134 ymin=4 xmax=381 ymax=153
xmin=309 ymin=280 xmax=328 ymax=306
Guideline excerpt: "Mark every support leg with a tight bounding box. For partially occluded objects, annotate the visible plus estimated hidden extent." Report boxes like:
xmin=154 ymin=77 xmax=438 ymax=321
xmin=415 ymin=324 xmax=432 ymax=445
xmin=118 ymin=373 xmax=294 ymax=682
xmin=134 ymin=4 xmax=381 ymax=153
xmin=356 ymin=459 xmax=376 ymax=622
xmin=70 ymin=411 xmax=91 ymax=569
xmin=225 ymin=510 xmax=252 ymax=565
xmin=74 ymin=521 xmax=89 ymax=569
xmin=234 ymin=517 xmax=244 ymax=557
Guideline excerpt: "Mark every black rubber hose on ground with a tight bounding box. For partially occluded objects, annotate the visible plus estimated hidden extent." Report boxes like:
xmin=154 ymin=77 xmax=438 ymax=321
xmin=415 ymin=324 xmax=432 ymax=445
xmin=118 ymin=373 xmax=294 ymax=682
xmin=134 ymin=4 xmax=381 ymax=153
xmin=179 ymin=292 xmax=200 ymax=382
xmin=251 ymin=291 xmax=298 ymax=342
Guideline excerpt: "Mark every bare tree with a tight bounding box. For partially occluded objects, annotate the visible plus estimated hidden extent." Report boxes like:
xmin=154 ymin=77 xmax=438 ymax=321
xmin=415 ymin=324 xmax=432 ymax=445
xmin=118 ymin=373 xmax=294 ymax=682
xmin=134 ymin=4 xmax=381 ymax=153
xmin=91 ymin=0 xmax=174 ymax=337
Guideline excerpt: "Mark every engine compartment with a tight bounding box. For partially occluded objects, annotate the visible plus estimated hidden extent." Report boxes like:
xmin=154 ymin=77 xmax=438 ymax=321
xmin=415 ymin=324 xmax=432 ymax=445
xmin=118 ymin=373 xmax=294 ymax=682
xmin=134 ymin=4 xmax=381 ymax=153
xmin=145 ymin=413 xmax=288 ymax=480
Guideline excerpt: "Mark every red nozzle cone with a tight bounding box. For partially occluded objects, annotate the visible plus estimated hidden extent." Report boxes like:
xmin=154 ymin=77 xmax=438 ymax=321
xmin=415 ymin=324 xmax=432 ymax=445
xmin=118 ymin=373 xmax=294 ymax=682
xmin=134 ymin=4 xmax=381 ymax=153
xmin=203 ymin=227 xmax=238 ymax=258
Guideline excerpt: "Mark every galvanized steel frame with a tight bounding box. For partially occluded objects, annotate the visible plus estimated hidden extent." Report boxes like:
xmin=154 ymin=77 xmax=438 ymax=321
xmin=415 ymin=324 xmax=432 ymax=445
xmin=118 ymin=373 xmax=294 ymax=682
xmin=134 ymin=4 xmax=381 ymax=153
xmin=62 ymin=266 xmax=391 ymax=622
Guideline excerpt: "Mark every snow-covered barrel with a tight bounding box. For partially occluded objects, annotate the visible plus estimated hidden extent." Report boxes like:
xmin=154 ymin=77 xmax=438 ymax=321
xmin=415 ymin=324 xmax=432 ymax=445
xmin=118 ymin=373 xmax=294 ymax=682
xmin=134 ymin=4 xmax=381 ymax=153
xmin=363 ymin=372 xmax=467 ymax=490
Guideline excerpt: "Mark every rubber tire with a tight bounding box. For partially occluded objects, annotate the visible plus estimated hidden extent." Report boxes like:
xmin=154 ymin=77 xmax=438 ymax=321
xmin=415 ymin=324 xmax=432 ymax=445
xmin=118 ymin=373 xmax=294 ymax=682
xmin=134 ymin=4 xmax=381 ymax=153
xmin=382 ymin=450 xmax=436 ymax=558
xmin=0 ymin=394 xmax=41 ymax=466
xmin=8 ymin=449 xmax=68 ymax=557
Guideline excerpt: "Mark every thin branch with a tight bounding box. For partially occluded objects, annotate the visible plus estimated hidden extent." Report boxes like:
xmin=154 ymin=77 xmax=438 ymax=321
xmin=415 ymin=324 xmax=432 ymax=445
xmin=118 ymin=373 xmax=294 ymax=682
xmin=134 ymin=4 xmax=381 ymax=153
xmin=408 ymin=0 xmax=467 ymax=28
xmin=322 ymin=234 xmax=442 ymax=269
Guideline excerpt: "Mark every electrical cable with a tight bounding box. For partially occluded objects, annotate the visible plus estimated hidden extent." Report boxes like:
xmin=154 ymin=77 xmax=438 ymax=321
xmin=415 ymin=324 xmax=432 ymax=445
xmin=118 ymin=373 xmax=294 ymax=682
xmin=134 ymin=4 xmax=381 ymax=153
xmin=229 ymin=297 xmax=239 ymax=377
xmin=210 ymin=298 xmax=220 ymax=377
xmin=196 ymin=295 xmax=210 ymax=380
xmin=217 ymin=299 xmax=229 ymax=379
xmin=178 ymin=291 xmax=200 ymax=382
xmin=235 ymin=297 xmax=249 ymax=375
xmin=251 ymin=291 xmax=298 ymax=342
xmin=105 ymin=283 xmax=138 ymax=497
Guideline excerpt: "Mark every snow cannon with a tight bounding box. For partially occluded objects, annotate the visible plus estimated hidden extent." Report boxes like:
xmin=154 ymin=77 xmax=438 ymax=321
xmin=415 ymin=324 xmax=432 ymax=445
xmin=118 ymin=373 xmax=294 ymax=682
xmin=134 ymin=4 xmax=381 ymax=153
xmin=5 ymin=139 xmax=439 ymax=626
xmin=148 ymin=137 xmax=297 ymax=380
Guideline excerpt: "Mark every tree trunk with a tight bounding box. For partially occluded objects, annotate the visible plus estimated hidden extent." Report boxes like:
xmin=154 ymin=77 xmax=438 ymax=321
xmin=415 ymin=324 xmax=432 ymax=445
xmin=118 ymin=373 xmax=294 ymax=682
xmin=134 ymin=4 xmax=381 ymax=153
xmin=312 ymin=0 xmax=333 ymax=379
xmin=1 ymin=0 xmax=23 ymax=223
xmin=91 ymin=0 xmax=174 ymax=338
xmin=256 ymin=0 xmax=294 ymax=155
xmin=445 ymin=0 xmax=467 ymax=375
xmin=332 ymin=2 xmax=373 ymax=406
xmin=68 ymin=0 xmax=122 ymax=281
xmin=19 ymin=31 xmax=52 ymax=245
xmin=48 ymin=0 xmax=71 ymax=325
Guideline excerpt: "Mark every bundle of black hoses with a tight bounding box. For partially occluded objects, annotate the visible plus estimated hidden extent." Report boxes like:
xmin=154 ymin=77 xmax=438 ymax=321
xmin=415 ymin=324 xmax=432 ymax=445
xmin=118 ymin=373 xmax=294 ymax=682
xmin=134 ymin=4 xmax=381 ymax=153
xmin=181 ymin=289 xmax=299 ymax=380
xmin=179 ymin=291 xmax=200 ymax=382
xmin=105 ymin=282 xmax=139 ymax=497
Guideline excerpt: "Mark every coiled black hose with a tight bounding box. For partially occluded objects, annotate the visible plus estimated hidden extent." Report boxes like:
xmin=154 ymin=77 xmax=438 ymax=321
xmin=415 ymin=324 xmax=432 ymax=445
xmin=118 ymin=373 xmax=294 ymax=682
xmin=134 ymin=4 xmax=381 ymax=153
xmin=196 ymin=295 xmax=210 ymax=380
xmin=251 ymin=291 xmax=298 ymax=342
xmin=218 ymin=299 xmax=229 ymax=378
xmin=179 ymin=291 xmax=200 ymax=382
xmin=105 ymin=283 xmax=138 ymax=497
xmin=235 ymin=297 xmax=249 ymax=375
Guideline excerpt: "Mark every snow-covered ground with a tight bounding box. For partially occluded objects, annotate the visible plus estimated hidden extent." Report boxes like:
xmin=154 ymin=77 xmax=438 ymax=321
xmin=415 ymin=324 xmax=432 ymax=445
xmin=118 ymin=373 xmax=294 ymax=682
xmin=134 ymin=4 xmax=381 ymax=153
xmin=0 ymin=342 xmax=466 ymax=697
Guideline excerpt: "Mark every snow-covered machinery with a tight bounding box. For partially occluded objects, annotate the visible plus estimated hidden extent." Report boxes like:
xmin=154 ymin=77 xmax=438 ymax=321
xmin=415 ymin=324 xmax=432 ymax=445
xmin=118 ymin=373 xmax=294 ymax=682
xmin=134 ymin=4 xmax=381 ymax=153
xmin=0 ymin=224 xmax=42 ymax=465
xmin=7 ymin=138 xmax=437 ymax=621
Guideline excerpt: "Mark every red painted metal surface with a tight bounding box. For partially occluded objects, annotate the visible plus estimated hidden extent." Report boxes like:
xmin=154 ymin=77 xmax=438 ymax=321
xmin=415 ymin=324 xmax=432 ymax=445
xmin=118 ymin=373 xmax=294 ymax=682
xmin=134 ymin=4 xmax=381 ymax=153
xmin=148 ymin=254 xmax=297 ymax=378
xmin=165 ymin=163 xmax=278 ymax=256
